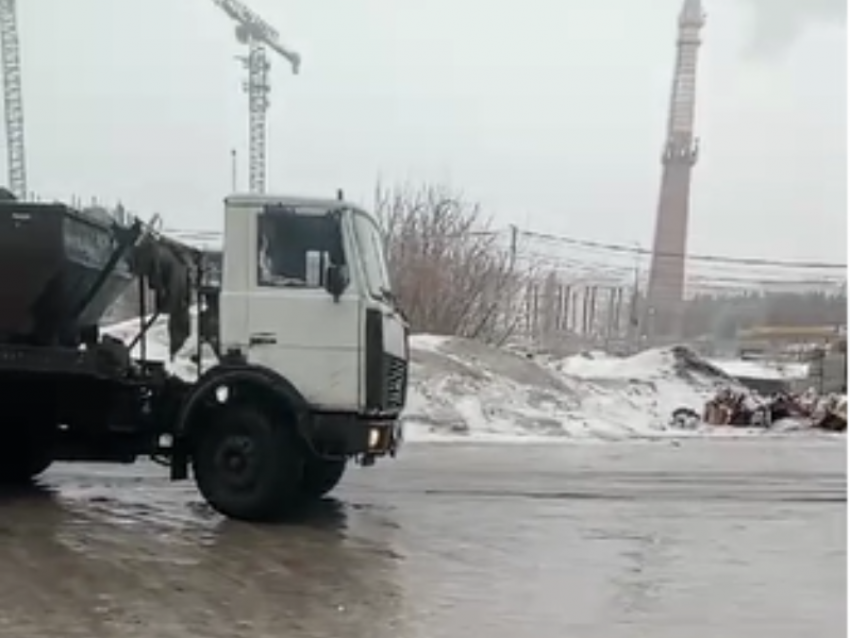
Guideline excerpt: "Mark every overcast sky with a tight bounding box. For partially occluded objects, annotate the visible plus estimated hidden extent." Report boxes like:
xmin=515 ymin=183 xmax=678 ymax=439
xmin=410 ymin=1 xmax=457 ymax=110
xmin=17 ymin=0 xmax=847 ymax=264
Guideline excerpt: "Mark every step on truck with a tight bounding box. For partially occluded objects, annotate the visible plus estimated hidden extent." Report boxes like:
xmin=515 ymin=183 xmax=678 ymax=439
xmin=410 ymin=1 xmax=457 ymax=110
xmin=0 ymin=191 xmax=409 ymax=521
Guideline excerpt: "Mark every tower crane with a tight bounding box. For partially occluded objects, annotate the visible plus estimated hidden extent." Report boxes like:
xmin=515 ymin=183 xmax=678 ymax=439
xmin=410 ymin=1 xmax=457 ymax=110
xmin=210 ymin=0 xmax=300 ymax=194
xmin=0 ymin=0 xmax=27 ymax=200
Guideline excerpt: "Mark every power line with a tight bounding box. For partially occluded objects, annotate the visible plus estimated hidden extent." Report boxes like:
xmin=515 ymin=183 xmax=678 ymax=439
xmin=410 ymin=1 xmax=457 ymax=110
xmin=519 ymin=229 xmax=847 ymax=270
xmin=516 ymin=250 xmax=846 ymax=285
xmin=163 ymin=223 xmax=848 ymax=273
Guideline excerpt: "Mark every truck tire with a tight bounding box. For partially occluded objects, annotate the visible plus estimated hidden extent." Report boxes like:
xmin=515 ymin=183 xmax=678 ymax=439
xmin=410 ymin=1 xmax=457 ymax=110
xmin=300 ymin=458 xmax=347 ymax=499
xmin=192 ymin=405 xmax=304 ymax=522
xmin=0 ymin=396 xmax=56 ymax=484
xmin=0 ymin=440 xmax=53 ymax=484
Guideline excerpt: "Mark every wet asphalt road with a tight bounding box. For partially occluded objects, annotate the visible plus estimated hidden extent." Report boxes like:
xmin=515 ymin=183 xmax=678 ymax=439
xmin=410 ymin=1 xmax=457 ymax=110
xmin=0 ymin=438 xmax=845 ymax=638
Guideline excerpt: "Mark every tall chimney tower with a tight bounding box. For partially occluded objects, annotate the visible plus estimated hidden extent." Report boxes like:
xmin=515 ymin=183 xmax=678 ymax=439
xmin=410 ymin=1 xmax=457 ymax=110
xmin=644 ymin=0 xmax=705 ymax=340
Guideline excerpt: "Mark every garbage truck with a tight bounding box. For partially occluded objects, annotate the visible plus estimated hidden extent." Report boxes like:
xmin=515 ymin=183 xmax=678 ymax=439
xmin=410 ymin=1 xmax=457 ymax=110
xmin=0 ymin=191 xmax=409 ymax=521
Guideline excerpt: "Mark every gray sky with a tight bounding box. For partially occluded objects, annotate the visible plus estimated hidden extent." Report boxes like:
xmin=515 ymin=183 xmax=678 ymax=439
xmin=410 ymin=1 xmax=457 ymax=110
xmin=18 ymin=0 xmax=847 ymax=264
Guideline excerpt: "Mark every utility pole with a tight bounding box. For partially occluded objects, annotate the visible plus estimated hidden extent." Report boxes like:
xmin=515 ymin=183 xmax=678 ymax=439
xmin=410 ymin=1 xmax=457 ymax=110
xmin=571 ymin=287 xmax=580 ymax=337
xmin=613 ymin=286 xmax=624 ymax=340
xmin=628 ymin=253 xmax=642 ymax=354
xmin=508 ymin=225 xmax=518 ymax=271
xmin=604 ymin=286 xmax=617 ymax=349
xmin=580 ymin=286 xmax=589 ymax=338
xmin=589 ymin=285 xmax=599 ymax=343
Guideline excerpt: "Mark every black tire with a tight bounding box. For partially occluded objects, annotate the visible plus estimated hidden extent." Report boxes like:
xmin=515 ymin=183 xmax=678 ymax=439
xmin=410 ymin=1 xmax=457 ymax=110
xmin=192 ymin=405 xmax=305 ymax=522
xmin=0 ymin=388 xmax=56 ymax=485
xmin=301 ymin=458 xmax=347 ymax=499
xmin=0 ymin=448 xmax=53 ymax=484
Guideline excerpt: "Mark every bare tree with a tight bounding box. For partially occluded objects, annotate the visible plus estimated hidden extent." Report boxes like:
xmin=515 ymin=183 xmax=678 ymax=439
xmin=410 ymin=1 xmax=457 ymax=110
xmin=376 ymin=182 xmax=523 ymax=342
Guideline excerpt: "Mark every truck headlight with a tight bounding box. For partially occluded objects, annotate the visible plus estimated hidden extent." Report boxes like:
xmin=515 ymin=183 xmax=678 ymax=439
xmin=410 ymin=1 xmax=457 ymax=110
xmin=368 ymin=427 xmax=382 ymax=449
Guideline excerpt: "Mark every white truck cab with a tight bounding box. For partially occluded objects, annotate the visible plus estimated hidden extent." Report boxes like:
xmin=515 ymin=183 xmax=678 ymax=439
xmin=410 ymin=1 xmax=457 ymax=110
xmin=217 ymin=193 xmax=408 ymax=424
xmin=173 ymin=194 xmax=409 ymax=520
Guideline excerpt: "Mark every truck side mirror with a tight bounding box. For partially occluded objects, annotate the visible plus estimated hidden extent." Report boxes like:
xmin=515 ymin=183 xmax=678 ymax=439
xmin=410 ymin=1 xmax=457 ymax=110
xmin=324 ymin=264 xmax=348 ymax=301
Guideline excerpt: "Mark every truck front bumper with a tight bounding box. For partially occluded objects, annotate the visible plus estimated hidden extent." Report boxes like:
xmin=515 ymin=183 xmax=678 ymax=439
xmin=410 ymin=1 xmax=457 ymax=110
xmin=309 ymin=412 xmax=404 ymax=459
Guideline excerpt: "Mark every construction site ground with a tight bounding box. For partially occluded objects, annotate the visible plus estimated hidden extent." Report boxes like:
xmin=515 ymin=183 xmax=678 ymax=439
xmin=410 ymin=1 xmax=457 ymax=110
xmin=0 ymin=438 xmax=844 ymax=638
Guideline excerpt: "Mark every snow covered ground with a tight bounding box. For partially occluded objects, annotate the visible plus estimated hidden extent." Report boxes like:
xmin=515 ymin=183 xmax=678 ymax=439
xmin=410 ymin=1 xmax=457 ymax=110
xmin=102 ymin=317 xmax=840 ymax=442
xmin=405 ymin=336 xmax=759 ymax=441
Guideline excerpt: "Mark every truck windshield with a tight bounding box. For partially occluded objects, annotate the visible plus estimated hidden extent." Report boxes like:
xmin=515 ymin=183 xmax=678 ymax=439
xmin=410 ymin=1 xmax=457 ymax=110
xmin=351 ymin=211 xmax=392 ymax=300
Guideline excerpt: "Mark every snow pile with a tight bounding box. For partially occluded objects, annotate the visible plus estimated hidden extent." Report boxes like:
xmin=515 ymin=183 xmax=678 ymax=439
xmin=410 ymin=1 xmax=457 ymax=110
xmin=404 ymin=338 xmax=741 ymax=441
xmin=102 ymin=315 xmax=825 ymax=441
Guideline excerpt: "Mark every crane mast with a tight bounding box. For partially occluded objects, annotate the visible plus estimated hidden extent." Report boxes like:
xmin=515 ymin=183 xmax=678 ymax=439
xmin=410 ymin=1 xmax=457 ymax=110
xmin=0 ymin=0 xmax=26 ymax=200
xmin=210 ymin=0 xmax=300 ymax=194
xmin=241 ymin=41 xmax=270 ymax=195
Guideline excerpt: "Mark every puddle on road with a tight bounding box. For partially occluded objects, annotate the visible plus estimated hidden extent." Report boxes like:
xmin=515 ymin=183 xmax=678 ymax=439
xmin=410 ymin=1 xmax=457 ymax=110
xmin=0 ymin=473 xmax=409 ymax=638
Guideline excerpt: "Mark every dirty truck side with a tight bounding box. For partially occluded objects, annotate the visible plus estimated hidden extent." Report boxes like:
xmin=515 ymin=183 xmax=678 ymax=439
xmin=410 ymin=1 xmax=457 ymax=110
xmin=0 ymin=193 xmax=409 ymax=522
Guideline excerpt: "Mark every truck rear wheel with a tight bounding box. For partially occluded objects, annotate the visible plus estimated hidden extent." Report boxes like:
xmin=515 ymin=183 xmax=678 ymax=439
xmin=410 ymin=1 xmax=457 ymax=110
xmin=0 ymin=434 xmax=53 ymax=484
xmin=0 ymin=450 xmax=52 ymax=484
xmin=301 ymin=458 xmax=347 ymax=499
xmin=192 ymin=405 xmax=304 ymax=522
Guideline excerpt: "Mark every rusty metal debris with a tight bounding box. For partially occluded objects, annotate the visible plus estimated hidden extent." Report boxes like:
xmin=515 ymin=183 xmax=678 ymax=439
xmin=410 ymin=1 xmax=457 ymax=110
xmin=673 ymin=388 xmax=847 ymax=432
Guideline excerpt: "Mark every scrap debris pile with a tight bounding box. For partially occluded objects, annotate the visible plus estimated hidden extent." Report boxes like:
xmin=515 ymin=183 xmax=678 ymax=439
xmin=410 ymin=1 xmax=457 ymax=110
xmin=672 ymin=388 xmax=847 ymax=432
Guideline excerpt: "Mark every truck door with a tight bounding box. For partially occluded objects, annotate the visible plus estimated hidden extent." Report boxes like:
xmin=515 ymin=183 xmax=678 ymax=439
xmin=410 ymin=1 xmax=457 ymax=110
xmin=245 ymin=206 xmax=361 ymax=411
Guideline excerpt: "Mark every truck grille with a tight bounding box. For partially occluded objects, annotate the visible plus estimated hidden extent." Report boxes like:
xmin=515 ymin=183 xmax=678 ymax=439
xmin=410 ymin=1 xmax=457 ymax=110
xmin=384 ymin=354 xmax=408 ymax=411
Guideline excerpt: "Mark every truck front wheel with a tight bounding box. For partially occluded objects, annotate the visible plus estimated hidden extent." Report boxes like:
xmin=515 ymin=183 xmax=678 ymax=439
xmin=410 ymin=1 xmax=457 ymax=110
xmin=192 ymin=405 xmax=304 ymax=522
xmin=301 ymin=458 xmax=347 ymax=499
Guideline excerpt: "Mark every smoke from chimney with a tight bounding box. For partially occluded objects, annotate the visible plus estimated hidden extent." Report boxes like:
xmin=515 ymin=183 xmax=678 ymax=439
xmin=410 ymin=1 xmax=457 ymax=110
xmin=741 ymin=0 xmax=846 ymax=57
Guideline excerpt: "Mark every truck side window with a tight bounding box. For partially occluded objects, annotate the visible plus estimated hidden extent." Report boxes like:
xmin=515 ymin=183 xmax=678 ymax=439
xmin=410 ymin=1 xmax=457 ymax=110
xmin=256 ymin=210 xmax=344 ymax=288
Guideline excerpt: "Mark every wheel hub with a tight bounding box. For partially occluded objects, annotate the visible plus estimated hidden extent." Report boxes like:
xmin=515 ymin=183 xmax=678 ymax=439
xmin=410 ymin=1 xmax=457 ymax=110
xmin=214 ymin=435 xmax=258 ymax=489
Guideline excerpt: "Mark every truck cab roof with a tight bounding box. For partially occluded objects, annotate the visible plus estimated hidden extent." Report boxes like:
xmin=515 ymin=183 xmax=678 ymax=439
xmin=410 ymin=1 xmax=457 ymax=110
xmin=225 ymin=193 xmax=367 ymax=214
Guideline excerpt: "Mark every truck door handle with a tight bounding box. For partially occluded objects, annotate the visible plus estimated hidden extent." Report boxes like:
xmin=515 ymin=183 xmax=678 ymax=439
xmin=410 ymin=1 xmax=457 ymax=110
xmin=249 ymin=333 xmax=277 ymax=346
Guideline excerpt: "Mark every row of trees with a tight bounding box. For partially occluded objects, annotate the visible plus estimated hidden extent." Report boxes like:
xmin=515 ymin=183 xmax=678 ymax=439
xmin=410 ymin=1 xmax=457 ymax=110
xmin=377 ymin=183 xmax=520 ymax=343
xmin=681 ymin=291 xmax=847 ymax=341
xmin=378 ymin=182 xmax=847 ymax=345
